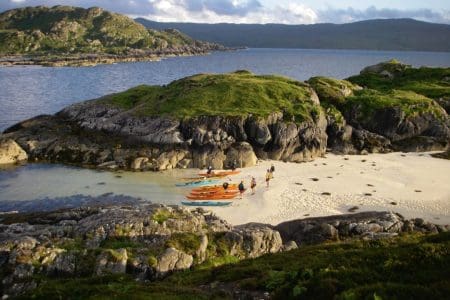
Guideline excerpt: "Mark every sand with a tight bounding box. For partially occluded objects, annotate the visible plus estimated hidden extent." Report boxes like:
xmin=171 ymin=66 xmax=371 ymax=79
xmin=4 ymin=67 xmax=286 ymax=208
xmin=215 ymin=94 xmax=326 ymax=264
xmin=209 ymin=152 xmax=450 ymax=226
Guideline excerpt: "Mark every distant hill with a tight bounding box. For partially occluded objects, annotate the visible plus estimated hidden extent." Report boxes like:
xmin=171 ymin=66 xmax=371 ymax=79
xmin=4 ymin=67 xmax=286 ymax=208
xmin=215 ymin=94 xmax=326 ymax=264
xmin=136 ymin=18 xmax=450 ymax=52
xmin=0 ymin=6 xmax=221 ymax=56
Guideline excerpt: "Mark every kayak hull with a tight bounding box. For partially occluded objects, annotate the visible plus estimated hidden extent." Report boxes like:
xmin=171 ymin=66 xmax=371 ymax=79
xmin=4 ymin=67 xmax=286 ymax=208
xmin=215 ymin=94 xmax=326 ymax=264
xmin=198 ymin=170 xmax=241 ymax=177
xmin=181 ymin=201 xmax=232 ymax=207
xmin=191 ymin=185 xmax=237 ymax=192
xmin=175 ymin=179 xmax=220 ymax=187
xmin=186 ymin=194 xmax=237 ymax=200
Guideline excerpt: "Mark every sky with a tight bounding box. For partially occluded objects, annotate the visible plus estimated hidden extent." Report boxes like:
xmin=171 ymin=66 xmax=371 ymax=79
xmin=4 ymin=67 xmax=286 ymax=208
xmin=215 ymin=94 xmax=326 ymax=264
xmin=1 ymin=0 xmax=449 ymax=24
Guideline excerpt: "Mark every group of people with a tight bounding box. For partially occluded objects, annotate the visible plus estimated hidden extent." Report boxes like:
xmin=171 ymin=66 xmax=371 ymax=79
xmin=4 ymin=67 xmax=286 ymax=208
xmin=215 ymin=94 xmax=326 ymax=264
xmin=235 ymin=164 xmax=275 ymax=197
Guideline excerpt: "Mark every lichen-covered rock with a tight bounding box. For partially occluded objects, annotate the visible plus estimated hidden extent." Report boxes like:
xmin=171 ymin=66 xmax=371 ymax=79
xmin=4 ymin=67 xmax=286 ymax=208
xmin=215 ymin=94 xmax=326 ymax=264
xmin=47 ymin=251 xmax=76 ymax=276
xmin=0 ymin=205 xmax=447 ymax=298
xmin=275 ymin=211 xmax=410 ymax=245
xmin=95 ymin=249 xmax=128 ymax=275
xmin=226 ymin=223 xmax=283 ymax=259
xmin=0 ymin=139 xmax=28 ymax=165
xmin=196 ymin=234 xmax=208 ymax=264
xmin=155 ymin=248 xmax=193 ymax=276
xmin=130 ymin=157 xmax=149 ymax=170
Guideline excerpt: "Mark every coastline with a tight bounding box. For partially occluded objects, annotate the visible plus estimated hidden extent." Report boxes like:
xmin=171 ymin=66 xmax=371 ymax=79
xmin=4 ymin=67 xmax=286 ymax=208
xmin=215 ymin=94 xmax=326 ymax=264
xmin=0 ymin=48 xmax=237 ymax=67
xmin=209 ymin=151 xmax=450 ymax=226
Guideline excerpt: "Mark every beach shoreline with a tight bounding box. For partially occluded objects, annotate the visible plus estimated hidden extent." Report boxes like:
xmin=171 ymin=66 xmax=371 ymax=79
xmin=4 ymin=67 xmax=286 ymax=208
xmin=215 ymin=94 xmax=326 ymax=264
xmin=209 ymin=152 xmax=450 ymax=226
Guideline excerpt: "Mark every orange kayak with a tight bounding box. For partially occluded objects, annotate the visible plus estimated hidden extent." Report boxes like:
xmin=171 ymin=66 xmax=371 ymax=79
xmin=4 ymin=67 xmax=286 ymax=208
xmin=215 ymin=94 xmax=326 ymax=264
xmin=198 ymin=170 xmax=241 ymax=177
xmin=190 ymin=190 xmax=239 ymax=196
xmin=181 ymin=176 xmax=224 ymax=181
xmin=186 ymin=194 xmax=238 ymax=200
xmin=191 ymin=185 xmax=238 ymax=192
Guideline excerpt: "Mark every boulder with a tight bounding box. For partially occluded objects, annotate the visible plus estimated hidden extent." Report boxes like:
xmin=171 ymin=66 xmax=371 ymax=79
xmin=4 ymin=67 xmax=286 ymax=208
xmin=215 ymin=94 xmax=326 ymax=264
xmin=0 ymin=139 xmax=28 ymax=165
xmin=95 ymin=249 xmax=128 ymax=275
xmin=47 ymin=252 xmax=76 ymax=276
xmin=351 ymin=128 xmax=391 ymax=153
xmin=228 ymin=223 xmax=283 ymax=259
xmin=130 ymin=157 xmax=149 ymax=170
xmin=196 ymin=234 xmax=209 ymax=264
xmin=14 ymin=236 xmax=38 ymax=250
xmin=155 ymin=248 xmax=193 ymax=276
xmin=360 ymin=60 xmax=411 ymax=77
xmin=155 ymin=150 xmax=188 ymax=170
xmin=282 ymin=240 xmax=298 ymax=251
xmin=224 ymin=142 xmax=258 ymax=168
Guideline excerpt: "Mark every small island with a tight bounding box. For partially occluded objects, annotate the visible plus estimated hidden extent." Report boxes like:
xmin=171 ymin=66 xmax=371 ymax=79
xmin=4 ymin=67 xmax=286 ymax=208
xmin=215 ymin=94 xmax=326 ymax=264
xmin=1 ymin=60 xmax=448 ymax=169
xmin=0 ymin=6 xmax=225 ymax=67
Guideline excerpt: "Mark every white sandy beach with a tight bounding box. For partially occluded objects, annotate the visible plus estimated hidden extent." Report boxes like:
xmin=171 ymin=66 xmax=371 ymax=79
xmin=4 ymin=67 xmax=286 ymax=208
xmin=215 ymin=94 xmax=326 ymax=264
xmin=209 ymin=152 xmax=450 ymax=225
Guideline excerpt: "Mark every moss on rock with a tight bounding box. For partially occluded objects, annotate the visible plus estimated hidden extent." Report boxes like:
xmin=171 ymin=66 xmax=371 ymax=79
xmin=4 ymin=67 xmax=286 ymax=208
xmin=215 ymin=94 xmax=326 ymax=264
xmin=103 ymin=71 xmax=322 ymax=123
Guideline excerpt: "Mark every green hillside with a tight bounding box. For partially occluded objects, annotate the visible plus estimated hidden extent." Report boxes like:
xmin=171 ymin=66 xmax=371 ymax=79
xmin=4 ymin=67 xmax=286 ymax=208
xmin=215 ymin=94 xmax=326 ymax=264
xmin=0 ymin=6 xmax=211 ymax=55
xmin=101 ymin=70 xmax=322 ymax=123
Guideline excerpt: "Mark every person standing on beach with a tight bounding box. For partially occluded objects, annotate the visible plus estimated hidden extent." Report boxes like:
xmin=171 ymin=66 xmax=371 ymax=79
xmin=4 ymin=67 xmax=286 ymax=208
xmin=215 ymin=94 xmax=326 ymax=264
xmin=250 ymin=177 xmax=256 ymax=195
xmin=270 ymin=164 xmax=275 ymax=178
xmin=265 ymin=169 xmax=272 ymax=188
xmin=238 ymin=180 xmax=245 ymax=199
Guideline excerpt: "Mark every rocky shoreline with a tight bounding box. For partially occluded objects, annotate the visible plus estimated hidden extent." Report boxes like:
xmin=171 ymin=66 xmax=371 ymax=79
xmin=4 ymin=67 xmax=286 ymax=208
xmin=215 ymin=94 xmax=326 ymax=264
xmin=0 ymin=205 xmax=447 ymax=298
xmin=0 ymin=47 xmax=229 ymax=67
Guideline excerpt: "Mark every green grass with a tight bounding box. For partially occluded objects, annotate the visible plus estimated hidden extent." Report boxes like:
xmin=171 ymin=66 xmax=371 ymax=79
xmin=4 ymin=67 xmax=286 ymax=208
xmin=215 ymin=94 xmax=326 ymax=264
xmin=151 ymin=209 xmax=175 ymax=224
xmin=165 ymin=233 xmax=201 ymax=256
xmin=348 ymin=65 xmax=450 ymax=100
xmin=21 ymin=232 xmax=450 ymax=299
xmin=100 ymin=237 xmax=143 ymax=250
xmin=103 ymin=71 xmax=322 ymax=123
xmin=344 ymin=89 xmax=446 ymax=123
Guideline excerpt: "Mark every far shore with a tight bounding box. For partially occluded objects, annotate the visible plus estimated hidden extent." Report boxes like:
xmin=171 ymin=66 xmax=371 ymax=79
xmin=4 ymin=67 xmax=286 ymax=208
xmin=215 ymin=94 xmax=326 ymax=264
xmin=0 ymin=48 xmax=238 ymax=67
xmin=209 ymin=151 xmax=450 ymax=226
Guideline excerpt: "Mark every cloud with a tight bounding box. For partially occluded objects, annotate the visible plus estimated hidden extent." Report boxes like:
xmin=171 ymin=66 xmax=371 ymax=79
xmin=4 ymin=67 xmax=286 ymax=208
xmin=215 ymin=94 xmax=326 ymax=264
xmin=319 ymin=5 xmax=450 ymax=24
xmin=0 ymin=0 xmax=448 ymax=25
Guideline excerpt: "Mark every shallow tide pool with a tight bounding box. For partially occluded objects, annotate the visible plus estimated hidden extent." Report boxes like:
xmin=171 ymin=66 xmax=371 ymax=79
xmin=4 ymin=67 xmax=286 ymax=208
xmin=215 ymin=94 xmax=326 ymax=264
xmin=0 ymin=163 xmax=194 ymax=212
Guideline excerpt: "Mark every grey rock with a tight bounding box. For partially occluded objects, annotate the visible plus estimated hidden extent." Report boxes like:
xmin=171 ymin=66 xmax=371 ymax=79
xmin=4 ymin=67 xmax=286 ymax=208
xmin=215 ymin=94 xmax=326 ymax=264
xmin=282 ymin=240 xmax=298 ymax=251
xmin=95 ymin=248 xmax=128 ymax=275
xmin=196 ymin=234 xmax=208 ymax=264
xmin=155 ymin=248 xmax=193 ymax=276
xmin=47 ymin=252 xmax=76 ymax=276
xmin=14 ymin=236 xmax=38 ymax=250
xmin=228 ymin=223 xmax=283 ymax=258
xmin=13 ymin=263 xmax=34 ymax=279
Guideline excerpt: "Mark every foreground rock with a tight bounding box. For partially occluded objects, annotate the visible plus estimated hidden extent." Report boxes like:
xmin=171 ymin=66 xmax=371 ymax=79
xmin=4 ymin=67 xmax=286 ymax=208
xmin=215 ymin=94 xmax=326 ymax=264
xmin=0 ymin=205 xmax=447 ymax=298
xmin=0 ymin=139 xmax=28 ymax=165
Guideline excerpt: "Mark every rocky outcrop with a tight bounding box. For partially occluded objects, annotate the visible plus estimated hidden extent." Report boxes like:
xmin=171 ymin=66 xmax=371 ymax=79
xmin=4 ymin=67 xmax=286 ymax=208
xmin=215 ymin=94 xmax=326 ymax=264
xmin=1 ymin=102 xmax=328 ymax=170
xmin=0 ymin=206 xmax=447 ymax=298
xmin=0 ymin=139 xmax=28 ymax=165
xmin=274 ymin=211 xmax=448 ymax=245
xmin=359 ymin=60 xmax=411 ymax=78
xmin=345 ymin=105 xmax=450 ymax=144
xmin=224 ymin=223 xmax=283 ymax=259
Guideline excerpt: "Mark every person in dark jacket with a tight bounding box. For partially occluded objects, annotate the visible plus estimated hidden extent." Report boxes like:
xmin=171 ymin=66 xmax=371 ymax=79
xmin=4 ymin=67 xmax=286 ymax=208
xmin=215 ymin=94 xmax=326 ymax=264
xmin=238 ymin=180 xmax=245 ymax=199
xmin=270 ymin=164 xmax=275 ymax=178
